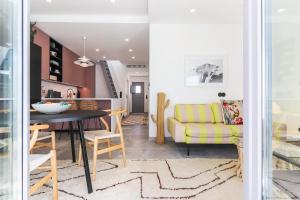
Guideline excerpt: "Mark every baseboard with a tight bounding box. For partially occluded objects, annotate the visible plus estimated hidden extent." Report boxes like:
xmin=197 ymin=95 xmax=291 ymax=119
xmin=149 ymin=137 xmax=173 ymax=142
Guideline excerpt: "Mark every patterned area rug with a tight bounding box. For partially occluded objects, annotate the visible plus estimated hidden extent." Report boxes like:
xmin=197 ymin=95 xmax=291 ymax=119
xmin=30 ymin=159 xmax=243 ymax=200
xmin=122 ymin=114 xmax=148 ymax=126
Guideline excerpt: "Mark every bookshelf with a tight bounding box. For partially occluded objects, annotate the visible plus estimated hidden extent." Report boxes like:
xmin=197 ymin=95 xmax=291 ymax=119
xmin=49 ymin=38 xmax=63 ymax=82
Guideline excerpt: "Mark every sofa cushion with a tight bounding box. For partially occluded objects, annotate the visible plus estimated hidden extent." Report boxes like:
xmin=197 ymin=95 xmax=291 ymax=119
xmin=221 ymin=100 xmax=243 ymax=125
xmin=185 ymin=123 xmax=243 ymax=138
xmin=211 ymin=103 xmax=224 ymax=123
xmin=174 ymin=104 xmax=215 ymax=123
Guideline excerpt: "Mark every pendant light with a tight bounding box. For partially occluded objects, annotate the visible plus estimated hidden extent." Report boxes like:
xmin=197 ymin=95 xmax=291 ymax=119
xmin=74 ymin=36 xmax=94 ymax=67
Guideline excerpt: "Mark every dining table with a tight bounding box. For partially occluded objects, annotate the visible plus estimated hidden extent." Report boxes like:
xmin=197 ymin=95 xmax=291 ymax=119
xmin=30 ymin=110 xmax=107 ymax=194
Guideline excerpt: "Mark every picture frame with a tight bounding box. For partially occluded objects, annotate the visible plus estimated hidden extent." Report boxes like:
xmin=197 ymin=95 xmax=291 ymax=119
xmin=184 ymin=56 xmax=227 ymax=87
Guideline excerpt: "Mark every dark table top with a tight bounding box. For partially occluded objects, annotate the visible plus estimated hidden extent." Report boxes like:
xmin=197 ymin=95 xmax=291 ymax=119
xmin=30 ymin=110 xmax=107 ymax=124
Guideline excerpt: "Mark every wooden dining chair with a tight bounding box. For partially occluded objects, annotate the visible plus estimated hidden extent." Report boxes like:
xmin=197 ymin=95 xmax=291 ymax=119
xmin=31 ymin=128 xmax=56 ymax=151
xmin=78 ymin=110 xmax=127 ymax=181
xmin=30 ymin=124 xmax=58 ymax=200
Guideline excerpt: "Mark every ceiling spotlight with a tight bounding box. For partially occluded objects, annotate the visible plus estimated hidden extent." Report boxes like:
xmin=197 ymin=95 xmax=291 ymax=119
xmin=103 ymin=56 xmax=106 ymax=59
xmin=277 ymin=8 xmax=287 ymax=13
xmin=46 ymin=0 xmax=52 ymax=3
xmin=124 ymin=38 xmax=130 ymax=42
xmin=95 ymin=48 xmax=100 ymax=52
xmin=190 ymin=8 xmax=196 ymax=13
xmin=131 ymin=56 xmax=135 ymax=59
xmin=129 ymin=49 xmax=133 ymax=52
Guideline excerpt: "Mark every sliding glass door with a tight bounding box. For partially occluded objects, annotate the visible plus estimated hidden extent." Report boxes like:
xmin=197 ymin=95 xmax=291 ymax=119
xmin=263 ymin=0 xmax=300 ymax=199
xmin=0 ymin=0 xmax=27 ymax=199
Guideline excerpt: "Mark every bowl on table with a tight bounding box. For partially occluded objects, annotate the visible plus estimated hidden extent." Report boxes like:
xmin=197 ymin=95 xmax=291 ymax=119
xmin=31 ymin=102 xmax=71 ymax=114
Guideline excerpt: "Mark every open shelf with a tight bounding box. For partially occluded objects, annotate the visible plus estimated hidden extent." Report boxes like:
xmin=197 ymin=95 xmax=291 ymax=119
xmin=49 ymin=38 xmax=63 ymax=82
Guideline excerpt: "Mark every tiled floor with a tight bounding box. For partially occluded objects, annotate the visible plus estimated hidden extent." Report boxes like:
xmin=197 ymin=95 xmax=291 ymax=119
xmin=53 ymin=124 xmax=238 ymax=160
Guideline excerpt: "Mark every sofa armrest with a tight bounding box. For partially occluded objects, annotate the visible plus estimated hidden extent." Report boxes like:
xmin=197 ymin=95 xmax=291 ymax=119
xmin=272 ymin=122 xmax=287 ymax=141
xmin=167 ymin=117 xmax=186 ymax=143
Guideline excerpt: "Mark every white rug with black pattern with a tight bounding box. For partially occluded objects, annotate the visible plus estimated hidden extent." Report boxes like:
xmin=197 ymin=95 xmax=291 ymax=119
xmin=30 ymin=159 xmax=243 ymax=200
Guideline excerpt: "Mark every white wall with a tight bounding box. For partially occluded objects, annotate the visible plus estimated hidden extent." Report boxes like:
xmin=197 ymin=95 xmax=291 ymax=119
xmin=149 ymin=24 xmax=243 ymax=138
xmin=95 ymin=63 xmax=111 ymax=98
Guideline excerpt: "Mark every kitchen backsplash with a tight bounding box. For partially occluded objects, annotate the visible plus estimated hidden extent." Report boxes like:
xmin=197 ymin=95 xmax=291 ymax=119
xmin=41 ymin=80 xmax=78 ymax=98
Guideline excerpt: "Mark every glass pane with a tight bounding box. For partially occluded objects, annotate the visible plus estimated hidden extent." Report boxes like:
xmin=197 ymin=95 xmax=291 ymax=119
xmin=264 ymin=0 xmax=300 ymax=199
xmin=0 ymin=0 xmax=23 ymax=199
xmin=135 ymin=86 xmax=142 ymax=94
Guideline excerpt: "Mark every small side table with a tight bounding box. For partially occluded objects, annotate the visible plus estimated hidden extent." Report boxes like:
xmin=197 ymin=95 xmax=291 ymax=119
xmin=236 ymin=141 xmax=243 ymax=180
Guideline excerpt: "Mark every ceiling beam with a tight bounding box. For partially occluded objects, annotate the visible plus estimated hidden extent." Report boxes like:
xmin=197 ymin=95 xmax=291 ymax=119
xmin=30 ymin=14 xmax=149 ymax=24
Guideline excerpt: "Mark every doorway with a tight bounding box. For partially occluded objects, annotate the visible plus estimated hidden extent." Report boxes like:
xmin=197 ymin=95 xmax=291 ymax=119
xmin=131 ymin=82 xmax=144 ymax=113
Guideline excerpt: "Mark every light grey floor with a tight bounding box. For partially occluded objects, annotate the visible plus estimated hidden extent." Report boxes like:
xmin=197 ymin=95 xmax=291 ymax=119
xmin=52 ymin=124 xmax=238 ymax=160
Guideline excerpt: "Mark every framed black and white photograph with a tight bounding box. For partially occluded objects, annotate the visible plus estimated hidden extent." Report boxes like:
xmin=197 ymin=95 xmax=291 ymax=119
xmin=185 ymin=56 xmax=227 ymax=86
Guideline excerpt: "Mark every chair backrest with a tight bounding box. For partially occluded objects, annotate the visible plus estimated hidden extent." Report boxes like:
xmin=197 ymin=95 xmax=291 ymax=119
xmin=29 ymin=124 xmax=49 ymax=151
xmin=0 ymin=127 xmax=10 ymax=134
xmin=100 ymin=110 xmax=126 ymax=134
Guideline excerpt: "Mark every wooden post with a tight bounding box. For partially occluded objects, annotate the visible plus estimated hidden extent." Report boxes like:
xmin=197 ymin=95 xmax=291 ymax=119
xmin=151 ymin=92 xmax=170 ymax=144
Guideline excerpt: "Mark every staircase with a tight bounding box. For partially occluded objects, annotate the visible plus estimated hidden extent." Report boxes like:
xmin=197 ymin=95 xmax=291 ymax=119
xmin=99 ymin=60 xmax=118 ymax=98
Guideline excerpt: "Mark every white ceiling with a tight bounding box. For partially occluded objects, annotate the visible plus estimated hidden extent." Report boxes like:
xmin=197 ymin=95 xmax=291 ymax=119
xmin=148 ymin=0 xmax=243 ymax=24
xmin=36 ymin=22 xmax=149 ymax=65
xmin=31 ymin=0 xmax=244 ymax=65
xmin=31 ymin=0 xmax=148 ymax=16
xmin=31 ymin=0 xmax=149 ymax=65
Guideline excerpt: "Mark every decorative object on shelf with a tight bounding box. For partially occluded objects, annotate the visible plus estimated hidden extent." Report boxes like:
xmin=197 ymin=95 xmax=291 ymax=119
xmin=151 ymin=92 xmax=170 ymax=144
xmin=67 ymin=88 xmax=75 ymax=98
xmin=49 ymin=38 xmax=63 ymax=82
xmin=185 ymin=56 xmax=227 ymax=87
xmin=30 ymin=22 xmax=37 ymax=42
xmin=74 ymin=36 xmax=94 ymax=68
xmin=31 ymin=102 xmax=71 ymax=114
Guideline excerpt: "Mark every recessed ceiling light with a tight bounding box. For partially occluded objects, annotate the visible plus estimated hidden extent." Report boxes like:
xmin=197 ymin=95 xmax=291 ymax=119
xmin=46 ymin=0 xmax=52 ymax=3
xmin=131 ymin=56 xmax=135 ymax=59
xmin=129 ymin=49 xmax=133 ymax=52
xmin=110 ymin=0 xmax=116 ymax=3
xmin=103 ymin=56 xmax=106 ymax=59
xmin=124 ymin=38 xmax=130 ymax=42
xmin=95 ymin=48 xmax=100 ymax=52
xmin=190 ymin=8 xmax=196 ymax=13
xmin=277 ymin=8 xmax=287 ymax=13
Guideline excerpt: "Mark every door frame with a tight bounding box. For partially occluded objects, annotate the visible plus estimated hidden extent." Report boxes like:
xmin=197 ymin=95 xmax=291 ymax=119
xmin=22 ymin=0 xmax=30 ymax=199
xmin=20 ymin=0 xmax=266 ymax=199
xmin=131 ymin=82 xmax=145 ymax=113
xmin=243 ymin=0 xmax=265 ymax=199
xmin=127 ymin=75 xmax=149 ymax=113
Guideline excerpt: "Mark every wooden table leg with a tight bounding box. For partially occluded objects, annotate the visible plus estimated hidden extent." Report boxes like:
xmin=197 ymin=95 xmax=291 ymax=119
xmin=77 ymin=120 xmax=93 ymax=193
xmin=69 ymin=121 xmax=76 ymax=163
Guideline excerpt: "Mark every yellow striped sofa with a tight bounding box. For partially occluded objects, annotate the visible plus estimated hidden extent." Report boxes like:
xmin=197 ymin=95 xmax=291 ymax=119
xmin=167 ymin=103 xmax=243 ymax=146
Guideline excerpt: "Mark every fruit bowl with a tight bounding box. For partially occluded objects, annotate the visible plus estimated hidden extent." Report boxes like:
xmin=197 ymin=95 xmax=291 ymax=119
xmin=31 ymin=102 xmax=71 ymax=114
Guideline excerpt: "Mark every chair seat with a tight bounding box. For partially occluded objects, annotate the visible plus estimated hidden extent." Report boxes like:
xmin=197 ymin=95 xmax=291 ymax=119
xmin=84 ymin=130 xmax=121 ymax=141
xmin=36 ymin=131 xmax=52 ymax=141
xmin=30 ymin=153 xmax=52 ymax=172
